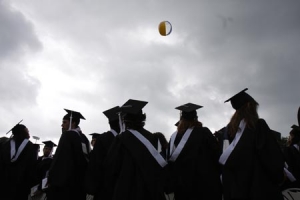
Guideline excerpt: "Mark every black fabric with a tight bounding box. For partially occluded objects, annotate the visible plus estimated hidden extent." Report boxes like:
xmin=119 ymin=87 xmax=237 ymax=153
xmin=120 ymin=99 xmax=148 ymax=115
xmin=224 ymin=88 xmax=257 ymax=110
xmin=103 ymin=128 xmax=167 ymax=200
xmin=283 ymin=145 xmax=300 ymax=187
xmin=35 ymin=156 xmax=53 ymax=191
xmin=166 ymin=126 xmax=222 ymax=200
xmin=221 ymin=119 xmax=284 ymax=200
xmin=85 ymin=131 xmax=116 ymax=199
xmin=47 ymin=130 xmax=90 ymax=200
xmin=0 ymin=138 xmax=37 ymax=200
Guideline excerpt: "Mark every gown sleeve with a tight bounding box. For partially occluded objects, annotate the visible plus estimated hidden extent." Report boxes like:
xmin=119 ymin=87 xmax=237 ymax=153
xmin=255 ymin=119 xmax=285 ymax=184
xmin=48 ymin=132 xmax=74 ymax=187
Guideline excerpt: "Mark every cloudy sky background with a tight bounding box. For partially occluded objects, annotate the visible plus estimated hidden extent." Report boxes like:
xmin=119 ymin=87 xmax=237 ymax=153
xmin=1 ymin=0 xmax=300 ymax=150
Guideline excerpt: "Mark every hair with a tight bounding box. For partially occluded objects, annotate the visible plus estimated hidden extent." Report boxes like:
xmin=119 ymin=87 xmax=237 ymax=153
xmin=177 ymin=119 xmax=202 ymax=135
xmin=290 ymin=129 xmax=300 ymax=145
xmin=153 ymin=132 xmax=168 ymax=150
xmin=227 ymin=101 xmax=259 ymax=138
xmin=12 ymin=124 xmax=27 ymax=141
xmin=63 ymin=114 xmax=80 ymax=126
xmin=124 ymin=113 xmax=146 ymax=130
xmin=109 ymin=120 xmax=120 ymax=133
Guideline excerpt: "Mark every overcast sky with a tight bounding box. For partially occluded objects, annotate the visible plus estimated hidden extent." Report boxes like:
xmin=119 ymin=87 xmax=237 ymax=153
xmin=1 ymin=0 xmax=300 ymax=149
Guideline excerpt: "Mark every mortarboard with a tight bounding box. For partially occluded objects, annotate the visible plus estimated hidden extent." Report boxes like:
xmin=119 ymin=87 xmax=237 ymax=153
xmin=6 ymin=119 xmax=23 ymax=135
xmin=120 ymin=99 xmax=148 ymax=115
xmin=89 ymin=133 xmax=100 ymax=139
xmin=103 ymin=106 xmax=120 ymax=122
xmin=175 ymin=103 xmax=203 ymax=120
xmin=64 ymin=109 xmax=85 ymax=120
xmin=63 ymin=109 xmax=85 ymax=129
xmin=224 ymin=88 xmax=257 ymax=110
xmin=42 ymin=140 xmax=57 ymax=148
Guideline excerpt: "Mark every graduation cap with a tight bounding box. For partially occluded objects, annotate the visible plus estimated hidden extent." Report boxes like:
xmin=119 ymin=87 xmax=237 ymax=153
xmin=89 ymin=133 xmax=100 ymax=139
xmin=5 ymin=119 xmax=23 ymax=135
xmin=120 ymin=99 xmax=148 ymax=115
xmin=224 ymin=88 xmax=257 ymax=110
xmin=42 ymin=140 xmax=57 ymax=148
xmin=103 ymin=106 xmax=120 ymax=122
xmin=119 ymin=99 xmax=148 ymax=128
xmin=63 ymin=109 xmax=85 ymax=128
xmin=175 ymin=103 xmax=203 ymax=120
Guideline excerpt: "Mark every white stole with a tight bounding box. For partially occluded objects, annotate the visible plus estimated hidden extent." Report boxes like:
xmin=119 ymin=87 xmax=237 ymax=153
xmin=169 ymin=128 xmax=194 ymax=162
xmin=110 ymin=129 xmax=118 ymax=137
xmin=293 ymin=144 xmax=299 ymax=151
xmin=128 ymin=129 xmax=167 ymax=168
xmin=284 ymin=162 xmax=297 ymax=182
xmin=219 ymin=119 xmax=246 ymax=165
xmin=10 ymin=139 xmax=29 ymax=162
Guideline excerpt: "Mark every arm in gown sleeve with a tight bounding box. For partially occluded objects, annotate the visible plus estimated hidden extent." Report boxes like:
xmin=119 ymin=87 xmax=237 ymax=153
xmin=255 ymin=119 xmax=285 ymax=184
xmin=48 ymin=132 xmax=74 ymax=188
xmin=85 ymin=137 xmax=107 ymax=195
xmin=103 ymin=136 xmax=123 ymax=199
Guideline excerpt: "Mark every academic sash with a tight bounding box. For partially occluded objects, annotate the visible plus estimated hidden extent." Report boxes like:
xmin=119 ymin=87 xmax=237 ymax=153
xmin=10 ymin=138 xmax=29 ymax=162
xmin=168 ymin=128 xmax=194 ymax=162
xmin=128 ymin=129 xmax=168 ymax=168
xmin=219 ymin=119 xmax=246 ymax=165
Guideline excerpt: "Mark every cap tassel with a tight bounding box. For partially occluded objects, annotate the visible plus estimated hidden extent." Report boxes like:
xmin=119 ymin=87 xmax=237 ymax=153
xmin=69 ymin=112 xmax=73 ymax=130
xmin=118 ymin=112 xmax=125 ymax=133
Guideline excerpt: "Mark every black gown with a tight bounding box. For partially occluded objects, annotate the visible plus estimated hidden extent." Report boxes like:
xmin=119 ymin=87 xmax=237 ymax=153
xmin=103 ymin=128 xmax=167 ymax=200
xmin=0 ymin=138 xmax=37 ymax=200
xmin=36 ymin=156 xmax=53 ymax=190
xmin=85 ymin=130 xmax=116 ymax=199
xmin=221 ymin=119 xmax=285 ymax=200
xmin=47 ymin=130 xmax=90 ymax=200
xmin=166 ymin=126 xmax=222 ymax=200
xmin=283 ymin=145 xmax=300 ymax=187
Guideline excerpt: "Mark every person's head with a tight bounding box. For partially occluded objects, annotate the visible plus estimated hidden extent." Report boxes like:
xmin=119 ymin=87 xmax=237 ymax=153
xmin=225 ymin=89 xmax=259 ymax=137
xmin=123 ymin=112 xmax=146 ymax=130
xmin=103 ymin=106 xmax=121 ymax=132
xmin=42 ymin=141 xmax=57 ymax=157
xmin=62 ymin=109 xmax=85 ymax=132
xmin=120 ymin=99 xmax=148 ymax=130
xmin=289 ymin=125 xmax=300 ymax=145
xmin=175 ymin=103 xmax=203 ymax=134
xmin=89 ymin=133 xmax=100 ymax=147
xmin=12 ymin=124 xmax=30 ymax=140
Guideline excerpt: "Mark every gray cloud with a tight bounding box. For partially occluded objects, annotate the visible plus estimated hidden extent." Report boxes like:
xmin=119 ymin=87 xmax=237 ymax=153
xmin=1 ymin=0 xmax=299 ymax=143
xmin=0 ymin=0 xmax=42 ymax=133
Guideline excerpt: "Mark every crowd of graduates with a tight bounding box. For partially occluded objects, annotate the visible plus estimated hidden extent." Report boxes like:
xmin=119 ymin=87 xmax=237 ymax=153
xmin=0 ymin=88 xmax=300 ymax=200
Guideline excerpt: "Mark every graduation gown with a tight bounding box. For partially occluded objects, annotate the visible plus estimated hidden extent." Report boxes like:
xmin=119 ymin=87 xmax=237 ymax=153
xmin=283 ymin=145 xmax=300 ymax=187
xmin=47 ymin=130 xmax=90 ymax=200
xmin=85 ymin=130 xmax=116 ymax=199
xmin=221 ymin=119 xmax=284 ymax=200
xmin=0 ymin=138 xmax=37 ymax=200
xmin=166 ymin=126 xmax=222 ymax=200
xmin=35 ymin=156 xmax=53 ymax=190
xmin=103 ymin=128 xmax=167 ymax=200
